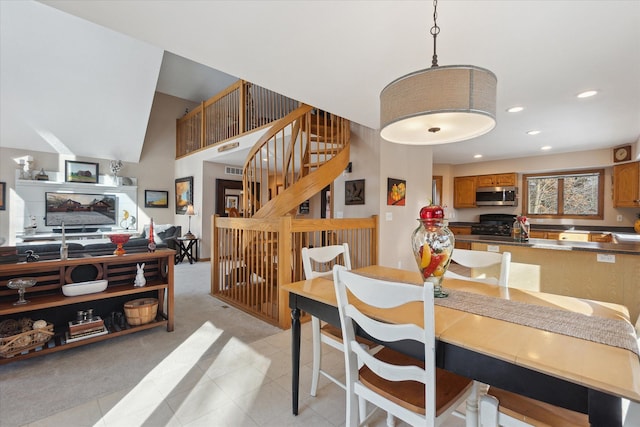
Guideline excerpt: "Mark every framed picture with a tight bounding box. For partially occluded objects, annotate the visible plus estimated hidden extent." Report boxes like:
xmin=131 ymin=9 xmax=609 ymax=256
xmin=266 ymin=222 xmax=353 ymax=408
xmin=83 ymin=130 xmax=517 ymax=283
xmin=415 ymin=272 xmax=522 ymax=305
xmin=0 ymin=182 xmax=5 ymax=211
xmin=345 ymin=179 xmax=365 ymax=205
xmin=65 ymin=160 xmax=99 ymax=184
xmin=225 ymin=195 xmax=239 ymax=211
xmin=298 ymin=199 xmax=310 ymax=215
xmin=387 ymin=177 xmax=406 ymax=206
xmin=175 ymin=176 xmax=193 ymax=214
xmin=145 ymin=190 xmax=169 ymax=208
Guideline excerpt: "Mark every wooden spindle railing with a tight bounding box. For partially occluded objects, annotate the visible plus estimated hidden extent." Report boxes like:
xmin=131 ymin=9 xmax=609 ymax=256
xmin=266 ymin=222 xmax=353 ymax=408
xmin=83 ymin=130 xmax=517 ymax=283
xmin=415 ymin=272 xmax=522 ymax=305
xmin=212 ymin=215 xmax=378 ymax=328
xmin=242 ymin=105 xmax=350 ymax=218
xmin=176 ymin=80 xmax=298 ymax=158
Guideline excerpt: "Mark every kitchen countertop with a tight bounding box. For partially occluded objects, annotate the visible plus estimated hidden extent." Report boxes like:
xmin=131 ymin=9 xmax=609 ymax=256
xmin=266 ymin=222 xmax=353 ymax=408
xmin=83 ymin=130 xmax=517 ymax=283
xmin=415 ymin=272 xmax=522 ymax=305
xmin=453 ymin=234 xmax=640 ymax=255
xmin=447 ymin=221 xmax=636 ymax=233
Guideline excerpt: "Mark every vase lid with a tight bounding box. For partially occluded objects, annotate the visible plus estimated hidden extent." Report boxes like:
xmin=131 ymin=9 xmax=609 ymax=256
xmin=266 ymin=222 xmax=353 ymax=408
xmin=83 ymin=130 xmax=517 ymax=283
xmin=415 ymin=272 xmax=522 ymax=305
xmin=419 ymin=205 xmax=444 ymax=221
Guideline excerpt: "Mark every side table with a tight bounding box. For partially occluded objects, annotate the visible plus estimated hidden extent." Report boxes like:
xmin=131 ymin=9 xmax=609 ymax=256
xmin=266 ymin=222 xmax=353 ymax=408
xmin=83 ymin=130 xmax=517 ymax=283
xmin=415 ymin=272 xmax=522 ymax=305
xmin=174 ymin=237 xmax=199 ymax=264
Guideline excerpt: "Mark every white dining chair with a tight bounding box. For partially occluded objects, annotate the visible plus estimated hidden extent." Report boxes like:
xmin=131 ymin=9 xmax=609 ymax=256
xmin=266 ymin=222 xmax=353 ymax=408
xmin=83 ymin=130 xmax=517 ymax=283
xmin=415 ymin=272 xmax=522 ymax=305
xmin=445 ymin=249 xmax=511 ymax=287
xmin=302 ymin=244 xmax=380 ymax=397
xmin=478 ymin=386 xmax=588 ymax=426
xmin=333 ymin=265 xmax=474 ymax=427
xmin=444 ymin=248 xmax=512 ymax=426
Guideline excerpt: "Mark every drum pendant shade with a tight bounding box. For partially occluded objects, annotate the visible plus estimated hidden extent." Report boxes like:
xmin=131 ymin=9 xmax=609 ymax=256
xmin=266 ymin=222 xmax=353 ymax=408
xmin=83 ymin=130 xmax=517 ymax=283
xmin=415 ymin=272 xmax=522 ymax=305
xmin=380 ymin=65 xmax=497 ymax=145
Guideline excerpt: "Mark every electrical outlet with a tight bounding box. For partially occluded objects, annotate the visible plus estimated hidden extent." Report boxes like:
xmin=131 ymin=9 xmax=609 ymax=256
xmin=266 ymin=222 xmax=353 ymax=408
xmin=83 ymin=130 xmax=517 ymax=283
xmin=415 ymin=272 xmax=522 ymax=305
xmin=487 ymin=245 xmax=500 ymax=252
xmin=597 ymin=254 xmax=615 ymax=263
xmin=617 ymin=215 xmax=623 ymax=222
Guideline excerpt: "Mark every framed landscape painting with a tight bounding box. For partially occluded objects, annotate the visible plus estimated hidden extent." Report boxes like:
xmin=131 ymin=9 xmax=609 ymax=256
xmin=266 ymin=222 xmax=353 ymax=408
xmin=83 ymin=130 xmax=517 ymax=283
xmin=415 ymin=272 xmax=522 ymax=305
xmin=145 ymin=190 xmax=169 ymax=208
xmin=65 ymin=161 xmax=99 ymax=184
xmin=175 ymin=177 xmax=193 ymax=214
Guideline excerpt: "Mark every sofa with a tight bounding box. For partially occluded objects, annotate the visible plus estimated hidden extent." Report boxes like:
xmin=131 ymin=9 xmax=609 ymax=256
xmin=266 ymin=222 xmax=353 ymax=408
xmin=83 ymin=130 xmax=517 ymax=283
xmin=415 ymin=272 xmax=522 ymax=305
xmin=15 ymin=225 xmax=181 ymax=262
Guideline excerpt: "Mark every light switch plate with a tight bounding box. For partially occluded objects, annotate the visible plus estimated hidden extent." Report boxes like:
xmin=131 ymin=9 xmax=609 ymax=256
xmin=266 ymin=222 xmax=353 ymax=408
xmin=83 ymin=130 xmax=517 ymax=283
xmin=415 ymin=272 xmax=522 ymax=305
xmin=385 ymin=212 xmax=393 ymax=221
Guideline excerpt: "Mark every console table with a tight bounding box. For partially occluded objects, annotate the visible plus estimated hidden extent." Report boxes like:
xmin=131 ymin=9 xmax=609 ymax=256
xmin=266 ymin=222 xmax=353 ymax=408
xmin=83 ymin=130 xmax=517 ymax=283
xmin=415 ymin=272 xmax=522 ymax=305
xmin=0 ymin=250 xmax=174 ymax=364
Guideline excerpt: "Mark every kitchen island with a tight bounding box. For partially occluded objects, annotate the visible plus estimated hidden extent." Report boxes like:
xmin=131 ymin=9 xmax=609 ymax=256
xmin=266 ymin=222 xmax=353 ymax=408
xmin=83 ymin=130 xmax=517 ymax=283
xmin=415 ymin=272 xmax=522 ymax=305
xmin=452 ymin=234 xmax=640 ymax=321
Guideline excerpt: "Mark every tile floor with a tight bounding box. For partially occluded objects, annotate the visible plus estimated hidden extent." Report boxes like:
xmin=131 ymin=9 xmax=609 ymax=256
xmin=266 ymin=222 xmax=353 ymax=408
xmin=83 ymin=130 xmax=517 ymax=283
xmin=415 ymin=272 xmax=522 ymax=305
xmin=24 ymin=321 xmax=466 ymax=427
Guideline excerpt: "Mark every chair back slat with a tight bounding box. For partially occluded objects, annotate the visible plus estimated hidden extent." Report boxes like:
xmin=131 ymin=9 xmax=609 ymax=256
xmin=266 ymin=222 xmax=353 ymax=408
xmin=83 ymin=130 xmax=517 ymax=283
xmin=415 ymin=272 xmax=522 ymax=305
xmin=447 ymin=249 xmax=511 ymax=287
xmin=302 ymin=243 xmax=351 ymax=279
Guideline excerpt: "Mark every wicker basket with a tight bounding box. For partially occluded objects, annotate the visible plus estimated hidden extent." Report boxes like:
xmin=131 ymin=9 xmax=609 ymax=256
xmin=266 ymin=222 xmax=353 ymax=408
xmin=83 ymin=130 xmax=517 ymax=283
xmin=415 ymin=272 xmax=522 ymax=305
xmin=0 ymin=319 xmax=54 ymax=358
xmin=124 ymin=298 xmax=158 ymax=326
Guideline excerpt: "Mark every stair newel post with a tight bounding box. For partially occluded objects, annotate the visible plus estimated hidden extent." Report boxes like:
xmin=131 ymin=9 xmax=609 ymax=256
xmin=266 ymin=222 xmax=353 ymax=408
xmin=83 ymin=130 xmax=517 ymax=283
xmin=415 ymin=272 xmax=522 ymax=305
xmin=277 ymin=214 xmax=293 ymax=328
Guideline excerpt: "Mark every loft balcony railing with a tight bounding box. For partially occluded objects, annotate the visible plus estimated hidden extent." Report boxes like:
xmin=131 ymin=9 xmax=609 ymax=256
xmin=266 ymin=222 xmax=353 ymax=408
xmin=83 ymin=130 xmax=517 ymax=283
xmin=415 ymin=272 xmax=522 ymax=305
xmin=176 ymin=80 xmax=299 ymax=158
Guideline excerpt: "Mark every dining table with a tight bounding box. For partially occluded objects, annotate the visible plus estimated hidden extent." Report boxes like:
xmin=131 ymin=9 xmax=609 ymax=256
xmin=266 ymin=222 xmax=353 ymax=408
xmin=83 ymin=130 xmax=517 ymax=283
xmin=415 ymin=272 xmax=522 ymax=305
xmin=282 ymin=265 xmax=640 ymax=427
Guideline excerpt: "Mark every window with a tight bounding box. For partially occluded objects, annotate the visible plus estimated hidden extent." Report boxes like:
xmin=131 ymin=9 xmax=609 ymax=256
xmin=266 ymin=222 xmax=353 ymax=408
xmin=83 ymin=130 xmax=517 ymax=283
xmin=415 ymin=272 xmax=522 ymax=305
xmin=523 ymin=169 xmax=604 ymax=219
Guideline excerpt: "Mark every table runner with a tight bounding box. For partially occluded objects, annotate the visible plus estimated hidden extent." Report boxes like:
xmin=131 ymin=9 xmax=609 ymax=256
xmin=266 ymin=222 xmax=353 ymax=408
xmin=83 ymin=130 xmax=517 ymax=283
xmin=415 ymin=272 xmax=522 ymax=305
xmin=435 ymin=288 xmax=640 ymax=357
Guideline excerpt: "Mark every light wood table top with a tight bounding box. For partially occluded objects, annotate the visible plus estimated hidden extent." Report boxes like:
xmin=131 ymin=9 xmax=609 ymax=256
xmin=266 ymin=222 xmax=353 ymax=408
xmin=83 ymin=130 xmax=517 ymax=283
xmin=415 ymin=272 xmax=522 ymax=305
xmin=282 ymin=264 xmax=640 ymax=404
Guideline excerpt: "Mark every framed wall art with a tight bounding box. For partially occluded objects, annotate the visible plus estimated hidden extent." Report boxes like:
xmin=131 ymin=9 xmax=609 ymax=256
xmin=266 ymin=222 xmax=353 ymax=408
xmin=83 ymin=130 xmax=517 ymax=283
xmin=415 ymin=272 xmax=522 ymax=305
xmin=224 ymin=195 xmax=239 ymax=211
xmin=65 ymin=160 xmax=99 ymax=184
xmin=145 ymin=190 xmax=169 ymax=208
xmin=0 ymin=182 xmax=5 ymax=211
xmin=175 ymin=176 xmax=193 ymax=214
xmin=387 ymin=177 xmax=406 ymax=206
xmin=345 ymin=179 xmax=365 ymax=205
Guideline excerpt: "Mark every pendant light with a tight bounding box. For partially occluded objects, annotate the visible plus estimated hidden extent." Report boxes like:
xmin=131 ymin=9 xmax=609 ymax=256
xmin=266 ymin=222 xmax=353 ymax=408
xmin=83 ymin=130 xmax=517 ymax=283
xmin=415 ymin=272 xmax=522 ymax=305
xmin=380 ymin=0 xmax=497 ymax=145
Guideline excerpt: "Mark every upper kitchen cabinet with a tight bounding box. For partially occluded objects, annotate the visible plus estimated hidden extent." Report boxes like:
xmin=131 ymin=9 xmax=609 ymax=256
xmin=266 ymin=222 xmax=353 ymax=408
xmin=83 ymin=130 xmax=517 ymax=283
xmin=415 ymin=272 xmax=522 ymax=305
xmin=476 ymin=173 xmax=517 ymax=187
xmin=613 ymin=161 xmax=640 ymax=207
xmin=454 ymin=176 xmax=477 ymax=208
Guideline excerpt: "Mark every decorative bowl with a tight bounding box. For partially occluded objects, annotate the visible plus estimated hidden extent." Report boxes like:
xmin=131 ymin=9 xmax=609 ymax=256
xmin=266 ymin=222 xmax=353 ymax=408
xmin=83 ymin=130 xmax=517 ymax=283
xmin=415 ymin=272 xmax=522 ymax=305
xmin=62 ymin=279 xmax=108 ymax=297
xmin=7 ymin=278 xmax=37 ymax=305
xmin=108 ymin=234 xmax=131 ymax=255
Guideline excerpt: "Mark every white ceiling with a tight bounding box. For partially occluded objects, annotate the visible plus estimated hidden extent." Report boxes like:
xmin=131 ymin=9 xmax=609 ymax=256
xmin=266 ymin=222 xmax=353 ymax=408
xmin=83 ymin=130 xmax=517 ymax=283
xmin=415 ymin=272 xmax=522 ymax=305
xmin=1 ymin=1 xmax=639 ymax=166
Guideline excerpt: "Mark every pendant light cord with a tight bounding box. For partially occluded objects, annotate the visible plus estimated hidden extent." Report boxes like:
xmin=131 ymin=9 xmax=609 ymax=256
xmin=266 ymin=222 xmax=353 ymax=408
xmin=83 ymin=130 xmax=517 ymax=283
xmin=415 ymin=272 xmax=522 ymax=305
xmin=430 ymin=0 xmax=440 ymax=67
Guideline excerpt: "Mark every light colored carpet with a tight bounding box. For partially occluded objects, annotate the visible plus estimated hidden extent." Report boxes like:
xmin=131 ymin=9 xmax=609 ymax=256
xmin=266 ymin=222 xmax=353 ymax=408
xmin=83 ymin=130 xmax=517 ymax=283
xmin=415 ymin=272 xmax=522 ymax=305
xmin=0 ymin=261 xmax=281 ymax=427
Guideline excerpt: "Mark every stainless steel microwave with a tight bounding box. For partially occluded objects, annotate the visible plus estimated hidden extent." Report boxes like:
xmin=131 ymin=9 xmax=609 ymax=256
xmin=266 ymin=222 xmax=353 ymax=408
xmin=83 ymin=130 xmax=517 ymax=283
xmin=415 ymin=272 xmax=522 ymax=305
xmin=475 ymin=186 xmax=518 ymax=206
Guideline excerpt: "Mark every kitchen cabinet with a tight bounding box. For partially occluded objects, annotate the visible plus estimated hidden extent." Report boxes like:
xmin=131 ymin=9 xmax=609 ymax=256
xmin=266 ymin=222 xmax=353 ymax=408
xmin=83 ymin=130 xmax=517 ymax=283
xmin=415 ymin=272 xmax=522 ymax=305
xmin=476 ymin=173 xmax=517 ymax=187
xmin=589 ymin=233 xmax=613 ymax=243
xmin=453 ymin=176 xmax=477 ymax=208
xmin=530 ymin=230 xmax=548 ymax=239
xmin=613 ymin=161 xmax=640 ymax=207
xmin=449 ymin=225 xmax=472 ymax=249
xmin=454 ymin=173 xmax=517 ymax=208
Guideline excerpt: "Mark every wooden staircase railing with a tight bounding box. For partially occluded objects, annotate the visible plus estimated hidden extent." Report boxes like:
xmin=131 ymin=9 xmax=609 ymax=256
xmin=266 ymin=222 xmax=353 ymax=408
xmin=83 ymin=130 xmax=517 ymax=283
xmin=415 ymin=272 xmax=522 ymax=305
xmin=242 ymin=105 xmax=350 ymax=218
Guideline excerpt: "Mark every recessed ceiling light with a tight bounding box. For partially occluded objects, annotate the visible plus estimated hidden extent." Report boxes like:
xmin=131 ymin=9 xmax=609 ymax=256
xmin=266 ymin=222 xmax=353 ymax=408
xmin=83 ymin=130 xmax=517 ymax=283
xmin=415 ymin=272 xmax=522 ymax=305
xmin=541 ymin=146 xmax=552 ymax=151
xmin=473 ymin=154 xmax=483 ymax=158
xmin=526 ymin=130 xmax=541 ymax=135
xmin=507 ymin=106 xmax=524 ymax=113
xmin=577 ymin=90 xmax=598 ymax=98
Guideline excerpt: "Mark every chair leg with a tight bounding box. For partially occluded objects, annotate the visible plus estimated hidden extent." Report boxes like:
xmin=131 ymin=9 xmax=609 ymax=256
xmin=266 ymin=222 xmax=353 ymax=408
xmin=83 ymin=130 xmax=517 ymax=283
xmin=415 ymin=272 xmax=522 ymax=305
xmin=465 ymin=380 xmax=481 ymax=427
xmin=358 ymin=396 xmax=367 ymax=427
xmin=478 ymin=394 xmax=500 ymax=427
xmin=310 ymin=316 xmax=322 ymax=397
xmin=385 ymin=411 xmax=395 ymax=427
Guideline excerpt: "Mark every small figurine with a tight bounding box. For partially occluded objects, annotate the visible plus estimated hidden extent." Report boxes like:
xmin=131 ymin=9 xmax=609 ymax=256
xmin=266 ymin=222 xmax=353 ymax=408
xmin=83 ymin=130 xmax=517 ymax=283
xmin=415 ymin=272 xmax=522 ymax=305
xmin=134 ymin=263 xmax=146 ymax=287
xmin=25 ymin=250 xmax=39 ymax=263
